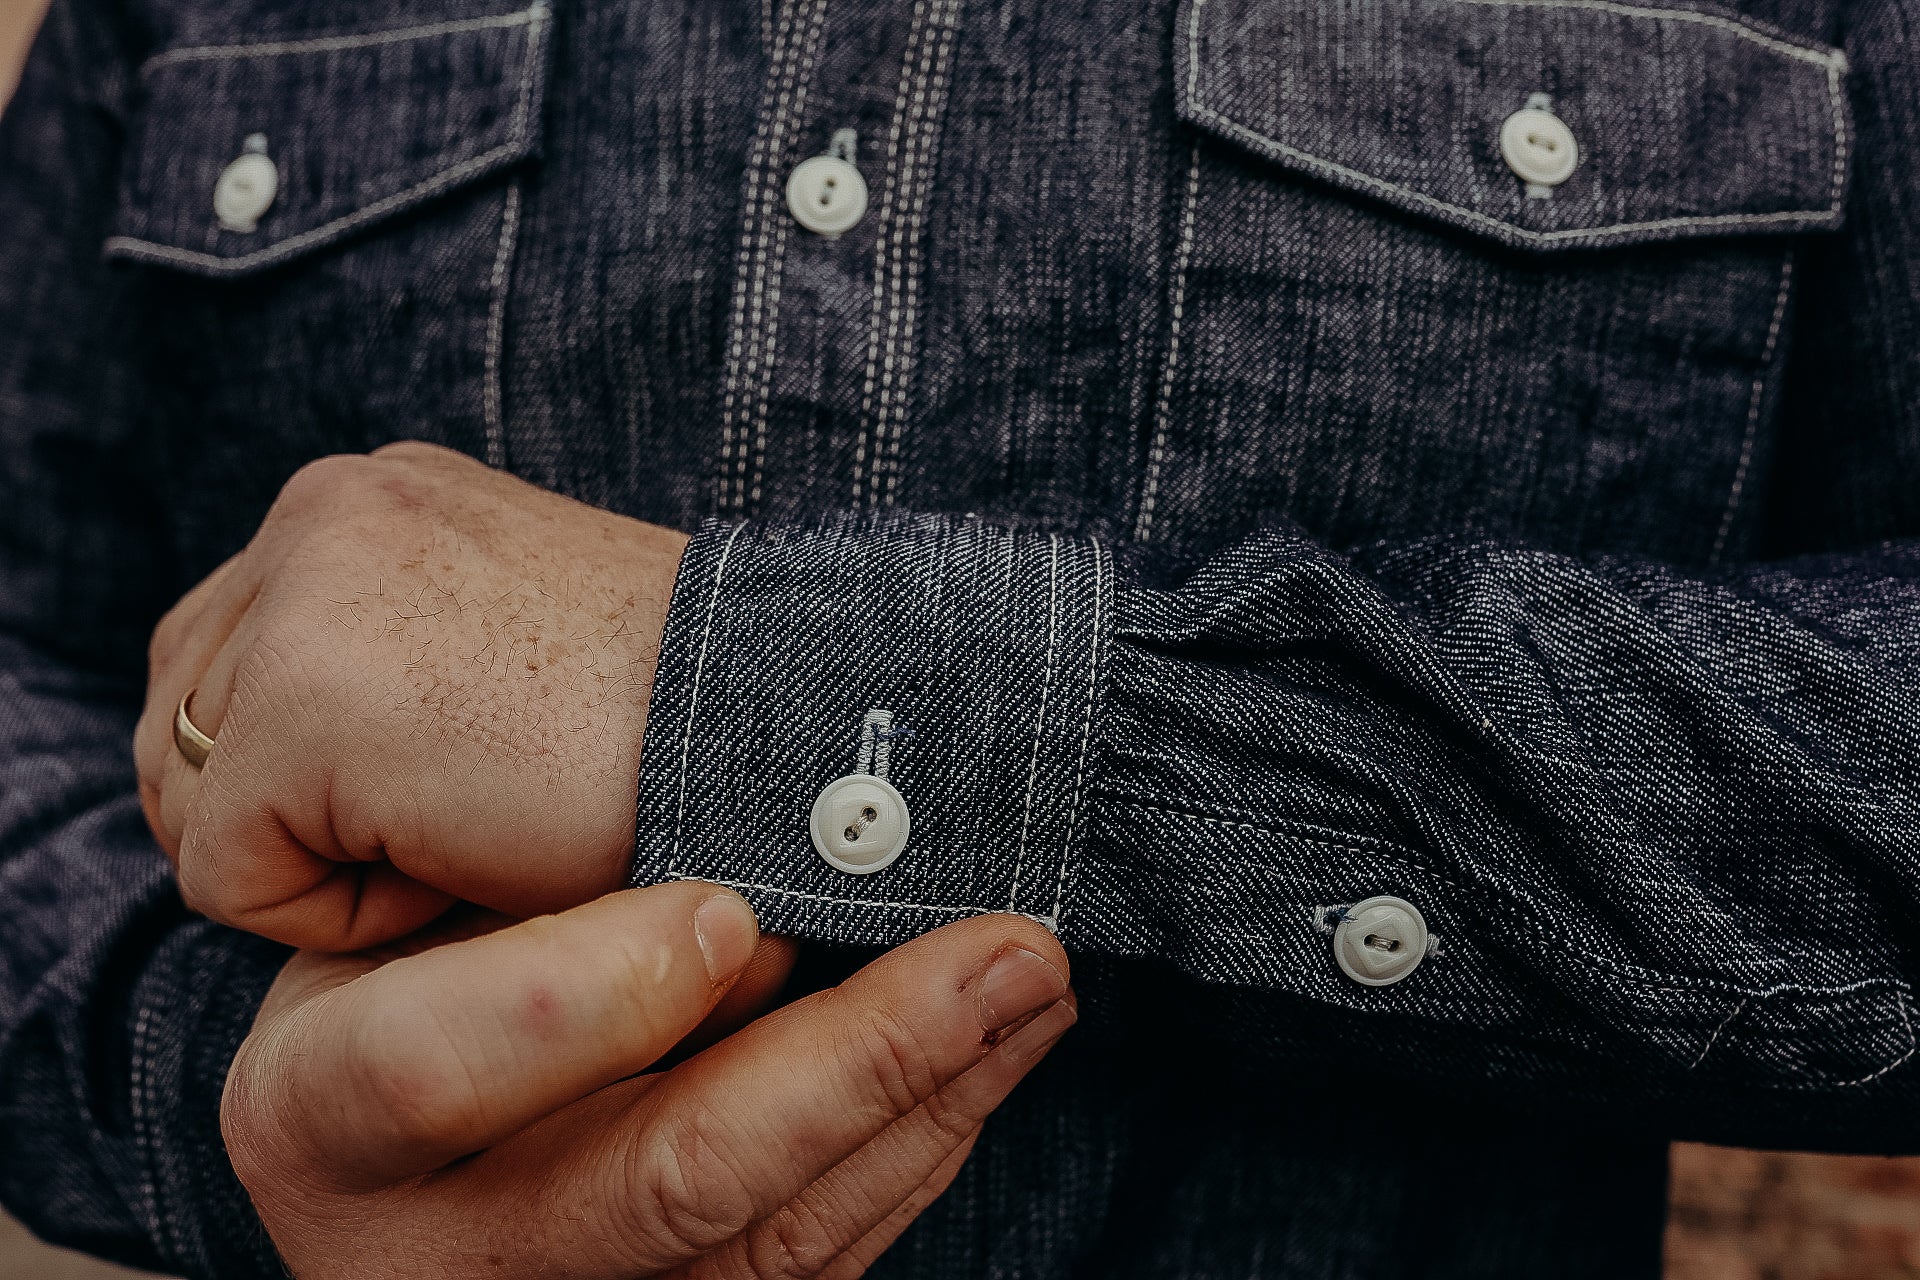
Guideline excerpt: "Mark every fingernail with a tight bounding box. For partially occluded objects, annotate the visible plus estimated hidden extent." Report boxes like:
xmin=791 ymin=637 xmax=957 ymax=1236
xmin=977 ymin=946 xmax=1069 ymax=1033
xmin=997 ymin=997 xmax=1078 ymax=1067
xmin=692 ymin=893 xmax=759 ymax=983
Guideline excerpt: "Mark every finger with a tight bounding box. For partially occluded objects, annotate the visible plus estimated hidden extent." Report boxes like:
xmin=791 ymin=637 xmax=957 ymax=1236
xmin=666 ymin=1127 xmax=981 ymax=1280
xmin=171 ymin=633 xmax=462 ymax=949
xmin=682 ymin=989 xmax=1070 ymax=1280
xmin=174 ymin=759 xmax=455 ymax=950
xmin=269 ymin=883 xmax=761 ymax=1188
xmin=497 ymin=912 xmax=1073 ymax=1276
xmin=823 ymin=1128 xmax=981 ymax=1280
xmin=664 ymin=934 xmax=800 ymax=1063
xmin=133 ymin=555 xmax=258 ymax=856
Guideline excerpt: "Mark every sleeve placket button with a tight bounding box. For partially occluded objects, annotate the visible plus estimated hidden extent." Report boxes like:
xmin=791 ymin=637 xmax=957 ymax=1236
xmin=810 ymin=774 xmax=910 ymax=874
xmin=1333 ymin=896 xmax=1428 ymax=986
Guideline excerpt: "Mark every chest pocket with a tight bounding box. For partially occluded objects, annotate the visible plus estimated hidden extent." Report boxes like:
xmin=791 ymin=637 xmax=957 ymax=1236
xmin=101 ymin=3 xmax=552 ymax=575
xmin=1142 ymin=0 xmax=1850 ymax=562
xmin=106 ymin=2 xmax=550 ymax=275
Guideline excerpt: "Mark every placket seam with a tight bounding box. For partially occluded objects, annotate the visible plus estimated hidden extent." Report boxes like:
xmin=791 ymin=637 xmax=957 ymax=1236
xmin=716 ymin=0 xmax=834 ymax=517
xmin=851 ymin=0 xmax=967 ymax=508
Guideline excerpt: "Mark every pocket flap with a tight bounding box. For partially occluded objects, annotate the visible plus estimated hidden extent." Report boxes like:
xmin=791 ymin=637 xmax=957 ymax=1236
xmin=1176 ymin=0 xmax=1850 ymax=251
xmin=105 ymin=2 xmax=551 ymax=277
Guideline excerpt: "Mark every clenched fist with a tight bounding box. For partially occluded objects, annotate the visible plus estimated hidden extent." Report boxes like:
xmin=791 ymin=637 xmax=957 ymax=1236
xmin=134 ymin=441 xmax=690 ymax=949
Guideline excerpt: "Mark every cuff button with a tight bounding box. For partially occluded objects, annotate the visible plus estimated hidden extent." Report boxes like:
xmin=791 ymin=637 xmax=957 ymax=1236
xmin=1333 ymin=895 xmax=1428 ymax=987
xmin=810 ymin=775 xmax=911 ymax=874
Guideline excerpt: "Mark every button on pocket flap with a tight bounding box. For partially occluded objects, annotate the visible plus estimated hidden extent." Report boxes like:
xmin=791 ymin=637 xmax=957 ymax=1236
xmin=106 ymin=2 xmax=551 ymax=277
xmin=1176 ymin=0 xmax=1850 ymax=251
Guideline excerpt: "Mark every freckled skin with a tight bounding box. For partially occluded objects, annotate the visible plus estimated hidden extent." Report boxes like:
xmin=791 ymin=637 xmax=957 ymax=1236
xmin=140 ymin=442 xmax=690 ymax=949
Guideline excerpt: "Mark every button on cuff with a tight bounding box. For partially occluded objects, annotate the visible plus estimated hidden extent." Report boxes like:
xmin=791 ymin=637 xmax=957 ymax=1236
xmin=810 ymin=774 xmax=911 ymax=874
xmin=1333 ymin=895 xmax=1428 ymax=986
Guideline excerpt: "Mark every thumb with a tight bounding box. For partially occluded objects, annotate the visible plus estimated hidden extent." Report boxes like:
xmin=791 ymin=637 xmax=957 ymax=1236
xmin=252 ymin=883 xmax=761 ymax=1189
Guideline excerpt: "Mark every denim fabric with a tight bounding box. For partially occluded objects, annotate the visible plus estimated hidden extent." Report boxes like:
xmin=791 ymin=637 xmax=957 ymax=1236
xmin=3 ymin=0 xmax=1919 ymax=1274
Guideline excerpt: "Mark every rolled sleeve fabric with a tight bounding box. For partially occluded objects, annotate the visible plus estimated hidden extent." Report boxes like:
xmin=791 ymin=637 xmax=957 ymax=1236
xmin=635 ymin=516 xmax=1920 ymax=1150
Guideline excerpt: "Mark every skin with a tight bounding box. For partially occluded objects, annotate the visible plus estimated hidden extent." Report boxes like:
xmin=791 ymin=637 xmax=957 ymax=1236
xmin=227 ymin=887 xmax=1076 ymax=1278
xmin=133 ymin=442 xmax=1076 ymax=1276
xmin=136 ymin=439 xmax=692 ymax=948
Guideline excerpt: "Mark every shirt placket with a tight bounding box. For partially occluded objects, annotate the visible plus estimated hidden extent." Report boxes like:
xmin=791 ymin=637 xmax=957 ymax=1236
xmin=714 ymin=0 xmax=968 ymax=520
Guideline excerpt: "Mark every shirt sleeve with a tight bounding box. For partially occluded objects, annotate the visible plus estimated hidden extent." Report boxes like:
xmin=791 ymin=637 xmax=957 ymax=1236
xmin=0 ymin=5 xmax=289 ymax=1274
xmin=629 ymin=0 xmax=1920 ymax=1153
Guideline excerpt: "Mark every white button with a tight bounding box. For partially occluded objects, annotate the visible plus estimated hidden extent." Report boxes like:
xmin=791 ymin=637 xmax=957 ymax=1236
xmin=785 ymin=155 xmax=868 ymax=236
xmin=810 ymin=774 xmax=910 ymax=874
xmin=1499 ymin=108 xmax=1579 ymax=187
xmin=213 ymin=151 xmax=279 ymax=233
xmin=1333 ymin=895 xmax=1428 ymax=986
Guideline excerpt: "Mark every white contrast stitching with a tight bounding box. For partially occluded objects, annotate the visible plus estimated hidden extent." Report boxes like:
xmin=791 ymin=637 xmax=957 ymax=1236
xmin=715 ymin=0 xmax=809 ymax=513
xmin=106 ymin=143 xmax=520 ymax=273
xmin=740 ymin=0 xmax=832 ymax=512
xmin=108 ymin=4 xmax=548 ymax=276
xmin=1184 ymin=0 xmax=1848 ymax=245
xmin=1710 ymin=252 xmax=1794 ymax=563
xmin=669 ymin=873 xmax=1052 ymax=921
xmin=483 ymin=178 xmax=523 ymax=470
xmin=140 ymin=4 xmax=544 ymax=73
xmin=128 ymin=1006 xmax=161 ymax=1247
xmin=717 ymin=0 xmax=830 ymax=516
xmin=1453 ymin=0 xmax=1846 ymax=68
xmin=1134 ymin=144 xmax=1201 ymax=542
xmin=1834 ymin=988 xmax=1917 ymax=1087
xmin=1050 ymin=540 xmax=1106 ymax=926
xmin=1689 ymin=996 xmax=1747 ymax=1069
xmin=854 ymin=0 xmax=964 ymax=509
xmin=667 ymin=524 xmax=746 ymax=876
xmin=1109 ymin=798 xmax=1913 ymax=1003
xmin=1826 ymin=60 xmax=1850 ymax=225
xmin=876 ymin=0 xmax=964 ymax=508
xmin=853 ymin=0 xmax=938 ymax=506
xmin=1008 ymin=535 xmax=1062 ymax=912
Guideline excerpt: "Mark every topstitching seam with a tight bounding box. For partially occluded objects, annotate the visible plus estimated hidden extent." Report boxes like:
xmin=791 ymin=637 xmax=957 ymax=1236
xmin=1709 ymin=252 xmax=1795 ymax=563
xmin=1134 ymin=143 xmax=1201 ymax=542
xmin=140 ymin=4 xmax=543 ymax=73
xmin=667 ymin=525 xmax=747 ymax=876
xmin=1185 ymin=0 xmax=1848 ymax=244
xmin=107 ymin=3 xmax=547 ymax=275
xmin=1050 ymin=540 xmax=1106 ymax=925
xmin=875 ymin=0 xmax=964 ymax=508
xmin=1007 ymin=535 xmax=1062 ymax=912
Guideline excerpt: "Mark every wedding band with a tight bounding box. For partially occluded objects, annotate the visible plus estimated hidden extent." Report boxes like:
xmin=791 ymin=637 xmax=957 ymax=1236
xmin=173 ymin=690 xmax=216 ymax=769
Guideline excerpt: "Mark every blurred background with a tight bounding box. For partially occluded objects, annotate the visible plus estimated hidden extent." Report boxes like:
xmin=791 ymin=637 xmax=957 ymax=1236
xmin=1 ymin=0 xmax=1917 ymax=1275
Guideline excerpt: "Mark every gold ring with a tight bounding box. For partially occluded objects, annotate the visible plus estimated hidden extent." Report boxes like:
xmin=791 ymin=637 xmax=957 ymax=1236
xmin=173 ymin=690 xmax=216 ymax=769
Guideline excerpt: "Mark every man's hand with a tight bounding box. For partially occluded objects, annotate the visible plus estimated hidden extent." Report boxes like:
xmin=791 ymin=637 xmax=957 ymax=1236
xmin=134 ymin=441 xmax=689 ymax=948
xmin=225 ymin=882 xmax=1076 ymax=1278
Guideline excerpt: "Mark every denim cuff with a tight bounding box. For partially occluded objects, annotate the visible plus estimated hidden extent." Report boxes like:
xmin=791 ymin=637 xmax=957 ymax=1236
xmin=129 ymin=922 xmax=290 ymax=1280
xmin=631 ymin=513 xmax=1111 ymax=942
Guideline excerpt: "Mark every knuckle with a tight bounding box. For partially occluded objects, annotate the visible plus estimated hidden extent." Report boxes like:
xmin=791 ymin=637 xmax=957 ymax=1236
xmin=747 ymin=1199 xmax=843 ymax=1280
xmin=148 ymin=607 xmax=187 ymax=675
xmin=625 ymin=1104 xmax=758 ymax=1255
xmin=911 ymin=1082 xmax=982 ymax=1149
xmin=848 ymin=1005 xmax=944 ymax=1120
xmin=173 ymin=844 xmax=228 ymax=920
xmin=369 ymin=439 xmax=456 ymax=466
xmin=273 ymin=453 xmax=376 ymax=519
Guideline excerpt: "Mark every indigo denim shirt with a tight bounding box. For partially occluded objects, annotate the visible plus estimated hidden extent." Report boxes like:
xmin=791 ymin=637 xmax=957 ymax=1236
xmin=3 ymin=0 xmax=1919 ymax=1274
